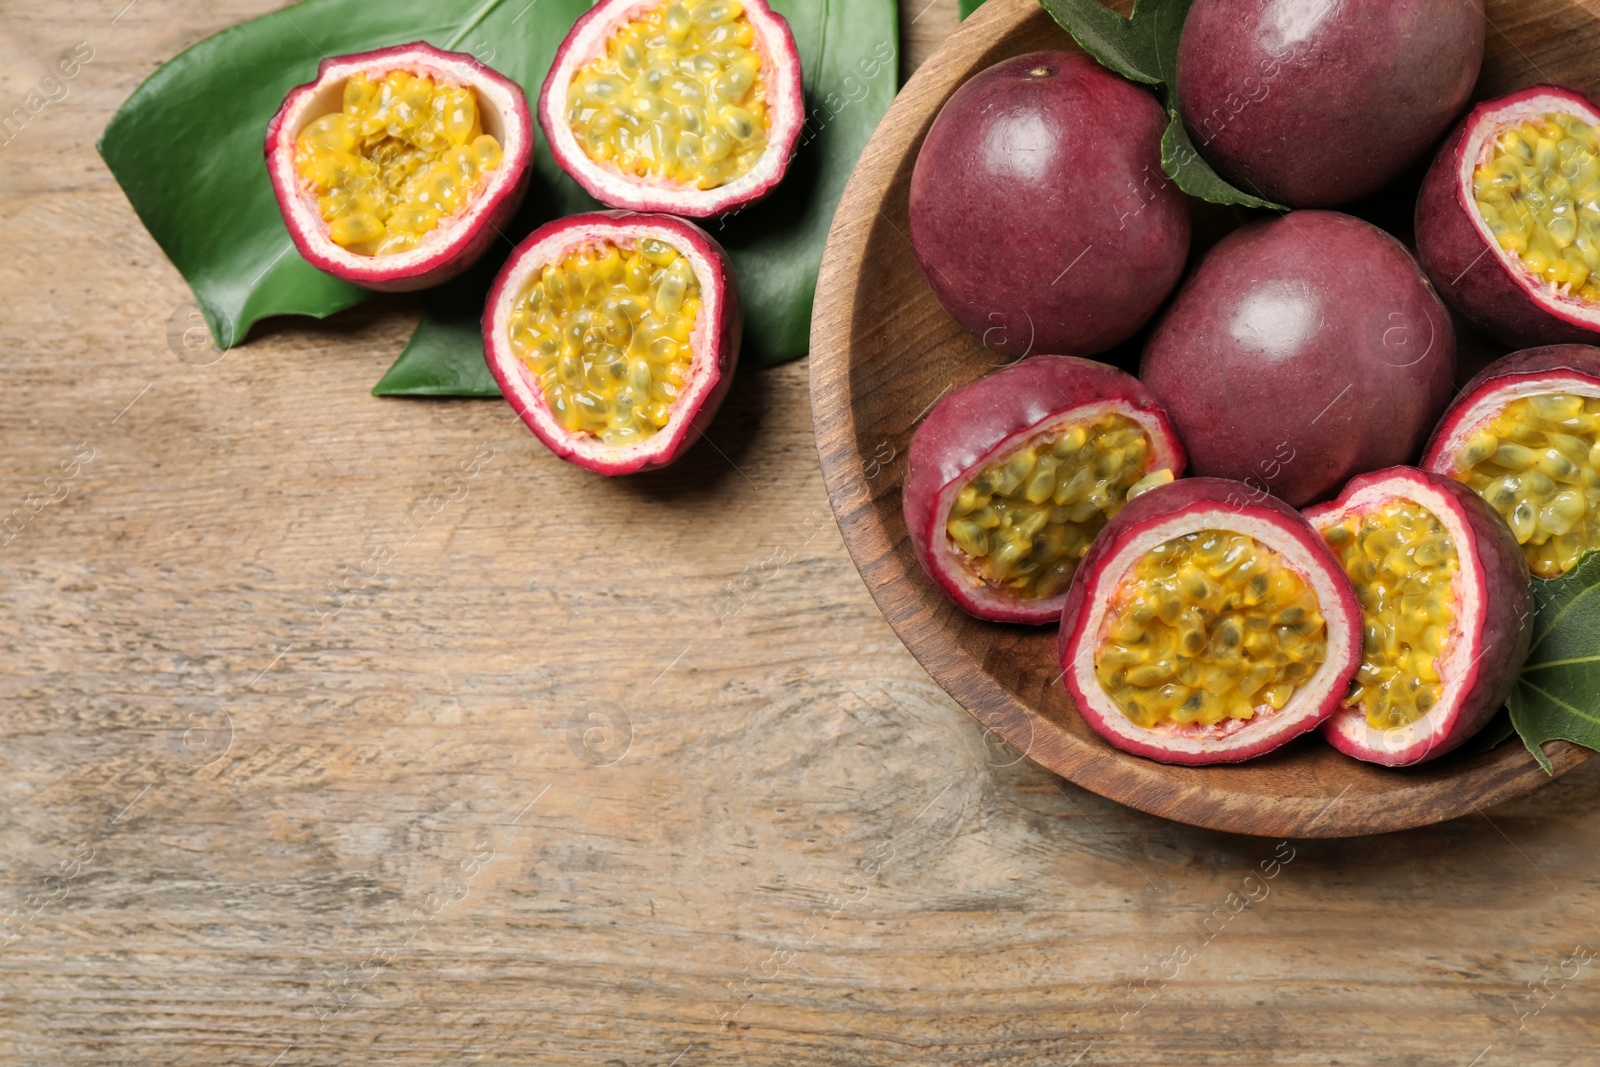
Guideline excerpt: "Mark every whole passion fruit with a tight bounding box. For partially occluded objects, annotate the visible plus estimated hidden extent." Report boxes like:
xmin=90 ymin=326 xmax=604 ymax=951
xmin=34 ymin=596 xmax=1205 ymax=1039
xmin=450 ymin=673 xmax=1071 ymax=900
xmin=539 ymin=0 xmax=804 ymax=218
xmin=1141 ymin=211 xmax=1456 ymax=508
xmin=1421 ymin=344 xmax=1600 ymax=577
xmin=1059 ymin=478 xmax=1361 ymax=765
xmin=483 ymin=211 xmax=741 ymax=476
xmin=1176 ymin=0 xmax=1483 ymax=207
xmin=904 ymin=357 xmax=1187 ymax=625
xmin=1416 ymin=86 xmax=1600 ymax=347
xmin=908 ymin=51 xmax=1190 ymax=360
xmin=1305 ymin=467 xmax=1531 ymax=766
xmin=266 ymin=42 xmax=534 ymax=292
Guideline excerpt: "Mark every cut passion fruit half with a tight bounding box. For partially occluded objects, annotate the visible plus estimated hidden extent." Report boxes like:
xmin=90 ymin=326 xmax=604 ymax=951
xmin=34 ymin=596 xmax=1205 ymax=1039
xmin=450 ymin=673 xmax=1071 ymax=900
xmin=539 ymin=0 xmax=804 ymax=218
xmin=1307 ymin=467 xmax=1531 ymax=766
xmin=1059 ymin=478 xmax=1361 ymax=766
xmin=267 ymin=43 xmax=533 ymax=292
xmin=1417 ymin=85 xmax=1600 ymax=346
xmin=1422 ymin=344 xmax=1600 ymax=577
xmin=484 ymin=211 xmax=741 ymax=476
xmin=904 ymin=357 xmax=1187 ymax=625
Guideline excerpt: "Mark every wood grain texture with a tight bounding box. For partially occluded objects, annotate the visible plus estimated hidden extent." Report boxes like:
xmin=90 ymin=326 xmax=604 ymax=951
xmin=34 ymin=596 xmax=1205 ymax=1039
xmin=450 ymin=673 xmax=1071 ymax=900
xmin=810 ymin=0 xmax=1597 ymax=836
xmin=0 ymin=2 xmax=1598 ymax=1065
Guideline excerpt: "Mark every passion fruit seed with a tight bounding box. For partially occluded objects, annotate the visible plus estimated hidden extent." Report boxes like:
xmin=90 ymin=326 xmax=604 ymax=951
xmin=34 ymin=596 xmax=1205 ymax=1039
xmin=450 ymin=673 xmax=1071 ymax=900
xmin=1474 ymin=113 xmax=1600 ymax=300
xmin=294 ymin=70 xmax=504 ymax=256
xmin=1095 ymin=531 xmax=1329 ymax=729
xmin=1449 ymin=392 xmax=1600 ymax=576
xmin=945 ymin=414 xmax=1152 ymax=601
xmin=567 ymin=0 xmax=770 ymax=191
xmin=508 ymin=238 xmax=701 ymax=447
xmin=1320 ymin=500 xmax=1459 ymax=730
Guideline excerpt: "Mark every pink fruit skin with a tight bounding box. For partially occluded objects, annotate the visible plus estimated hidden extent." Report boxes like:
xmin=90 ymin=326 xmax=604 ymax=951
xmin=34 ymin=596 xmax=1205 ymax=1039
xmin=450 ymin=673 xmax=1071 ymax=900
xmin=1177 ymin=0 xmax=1483 ymax=208
xmin=903 ymin=356 xmax=1186 ymax=625
xmin=538 ymin=0 xmax=804 ymax=218
xmin=1058 ymin=478 xmax=1362 ymax=765
xmin=908 ymin=51 xmax=1190 ymax=360
xmin=483 ymin=211 xmax=742 ymax=476
xmin=1423 ymin=345 xmax=1600 ymax=470
xmin=1416 ymin=87 xmax=1600 ymax=347
xmin=1141 ymin=211 xmax=1456 ymax=509
xmin=1306 ymin=467 xmax=1532 ymax=766
xmin=265 ymin=43 xmax=533 ymax=293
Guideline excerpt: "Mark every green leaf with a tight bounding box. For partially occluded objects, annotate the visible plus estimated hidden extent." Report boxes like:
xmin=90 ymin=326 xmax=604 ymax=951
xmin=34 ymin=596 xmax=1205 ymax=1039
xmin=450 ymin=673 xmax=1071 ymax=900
xmin=1039 ymin=0 xmax=1287 ymax=211
xmin=1038 ymin=0 xmax=1165 ymax=84
xmin=958 ymin=0 xmax=989 ymax=18
xmin=1509 ymin=552 xmax=1600 ymax=774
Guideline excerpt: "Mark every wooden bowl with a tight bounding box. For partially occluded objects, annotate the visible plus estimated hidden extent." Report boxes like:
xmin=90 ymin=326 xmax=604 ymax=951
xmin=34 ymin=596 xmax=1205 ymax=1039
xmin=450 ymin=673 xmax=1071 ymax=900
xmin=809 ymin=0 xmax=1597 ymax=837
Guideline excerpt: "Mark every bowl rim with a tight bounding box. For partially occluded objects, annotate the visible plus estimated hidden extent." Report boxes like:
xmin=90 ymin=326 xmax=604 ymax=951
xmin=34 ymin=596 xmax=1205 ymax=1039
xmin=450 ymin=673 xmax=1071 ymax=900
xmin=806 ymin=0 xmax=1592 ymax=838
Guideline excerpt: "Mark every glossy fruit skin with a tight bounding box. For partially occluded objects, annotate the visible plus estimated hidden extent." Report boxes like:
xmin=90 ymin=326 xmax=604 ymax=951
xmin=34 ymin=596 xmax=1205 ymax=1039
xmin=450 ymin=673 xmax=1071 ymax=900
xmin=1423 ymin=344 xmax=1600 ymax=475
xmin=538 ymin=0 xmax=804 ymax=219
xmin=903 ymin=357 xmax=1186 ymax=625
xmin=483 ymin=211 xmax=742 ymax=476
xmin=909 ymin=51 xmax=1190 ymax=361
xmin=1058 ymin=477 xmax=1362 ymax=765
xmin=1176 ymin=0 xmax=1483 ymax=207
xmin=1305 ymin=467 xmax=1532 ymax=766
xmin=266 ymin=43 xmax=533 ymax=292
xmin=1416 ymin=86 xmax=1600 ymax=347
xmin=1141 ymin=211 xmax=1456 ymax=508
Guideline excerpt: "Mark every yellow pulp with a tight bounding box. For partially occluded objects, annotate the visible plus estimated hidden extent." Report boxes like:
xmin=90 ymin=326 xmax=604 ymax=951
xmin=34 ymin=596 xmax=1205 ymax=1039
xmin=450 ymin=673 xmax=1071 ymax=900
xmin=567 ymin=0 xmax=770 ymax=190
xmin=507 ymin=238 xmax=701 ymax=446
xmin=1321 ymin=501 xmax=1459 ymax=729
xmin=1474 ymin=113 xmax=1600 ymax=300
xmin=1449 ymin=393 xmax=1600 ymax=577
xmin=1095 ymin=532 xmax=1328 ymax=729
xmin=946 ymin=414 xmax=1153 ymax=601
xmin=294 ymin=70 xmax=504 ymax=256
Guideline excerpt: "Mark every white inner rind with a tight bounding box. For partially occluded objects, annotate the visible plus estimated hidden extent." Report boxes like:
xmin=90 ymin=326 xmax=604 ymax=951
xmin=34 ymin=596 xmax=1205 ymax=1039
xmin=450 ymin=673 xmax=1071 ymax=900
xmin=542 ymin=0 xmax=802 ymax=214
xmin=929 ymin=403 xmax=1182 ymax=616
xmin=1310 ymin=477 xmax=1482 ymax=761
xmin=1068 ymin=512 xmax=1355 ymax=758
xmin=268 ymin=50 xmax=528 ymax=280
xmin=1430 ymin=374 xmax=1600 ymax=466
xmin=486 ymin=219 xmax=724 ymax=467
xmin=1458 ymin=90 xmax=1600 ymax=328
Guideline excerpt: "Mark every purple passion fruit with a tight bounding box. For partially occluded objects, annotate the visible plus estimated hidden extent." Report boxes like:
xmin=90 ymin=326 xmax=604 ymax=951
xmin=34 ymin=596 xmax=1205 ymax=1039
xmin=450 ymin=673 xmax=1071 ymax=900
xmin=1306 ymin=467 xmax=1532 ymax=766
xmin=1176 ymin=0 xmax=1483 ymax=207
xmin=483 ymin=211 xmax=741 ymax=476
xmin=1422 ymin=345 xmax=1600 ymax=577
xmin=1059 ymin=478 xmax=1361 ymax=765
xmin=1141 ymin=211 xmax=1456 ymax=508
xmin=1417 ymin=86 xmax=1600 ymax=347
xmin=909 ymin=51 xmax=1190 ymax=360
xmin=266 ymin=43 xmax=534 ymax=292
xmin=539 ymin=0 xmax=805 ymax=219
xmin=903 ymin=357 xmax=1187 ymax=625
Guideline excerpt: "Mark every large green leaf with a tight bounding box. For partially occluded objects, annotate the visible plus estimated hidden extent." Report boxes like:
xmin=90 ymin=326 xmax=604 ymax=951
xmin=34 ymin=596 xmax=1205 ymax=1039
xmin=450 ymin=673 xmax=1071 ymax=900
xmin=1039 ymin=0 xmax=1286 ymax=211
xmin=99 ymin=0 xmax=898 ymax=393
xmin=959 ymin=0 xmax=990 ymax=18
xmin=1509 ymin=552 xmax=1600 ymax=773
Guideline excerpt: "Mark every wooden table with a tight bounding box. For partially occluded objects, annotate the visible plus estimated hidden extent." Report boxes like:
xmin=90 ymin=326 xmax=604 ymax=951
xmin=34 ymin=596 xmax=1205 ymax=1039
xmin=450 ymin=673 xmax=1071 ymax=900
xmin=3 ymin=2 xmax=1598 ymax=1064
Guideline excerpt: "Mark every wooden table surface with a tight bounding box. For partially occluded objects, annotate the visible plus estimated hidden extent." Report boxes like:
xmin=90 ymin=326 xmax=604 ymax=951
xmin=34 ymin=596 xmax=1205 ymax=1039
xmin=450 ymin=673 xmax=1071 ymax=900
xmin=3 ymin=2 xmax=1599 ymax=1064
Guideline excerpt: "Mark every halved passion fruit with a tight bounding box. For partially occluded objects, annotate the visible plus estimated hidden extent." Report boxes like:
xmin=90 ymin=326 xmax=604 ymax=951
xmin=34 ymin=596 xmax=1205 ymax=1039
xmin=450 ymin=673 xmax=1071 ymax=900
xmin=266 ymin=43 xmax=533 ymax=291
xmin=539 ymin=0 xmax=804 ymax=218
xmin=903 ymin=357 xmax=1187 ymax=625
xmin=1059 ymin=478 xmax=1361 ymax=765
xmin=1417 ymin=86 xmax=1600 ymax=346
xmin=1422 ymin=344 xmax=1600 ymax=577
xmin=1306 ymin=467 xmax=1532 ymax=766
xmin=484 ymin=211 xmax=740 ymax=476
